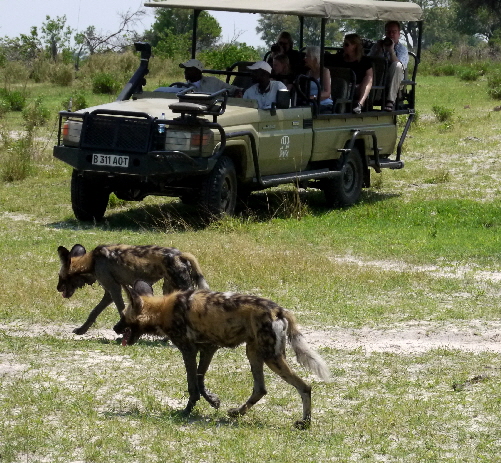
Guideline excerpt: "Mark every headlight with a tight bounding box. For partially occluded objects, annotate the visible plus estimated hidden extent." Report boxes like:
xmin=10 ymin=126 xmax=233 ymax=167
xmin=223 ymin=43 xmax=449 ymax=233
xmin=164 ymin=127 xmax=214 ymax=155
xmin=62 ymin=120 xmax=82 ymax=147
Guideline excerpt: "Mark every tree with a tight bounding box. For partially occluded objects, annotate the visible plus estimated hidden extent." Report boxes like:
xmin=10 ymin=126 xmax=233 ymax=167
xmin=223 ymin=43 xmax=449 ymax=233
xmin=0 ymin=26 xmax=41 ymax=61
xmin=146 ymin=9 xmax=221 ymax=57
xmin=256 ymin=14 xmax=343 ymax=47
xmin=454 ymin=0 xmax=501 ymax=40
xmin=40 ymin=15 xmax=73 ymax=61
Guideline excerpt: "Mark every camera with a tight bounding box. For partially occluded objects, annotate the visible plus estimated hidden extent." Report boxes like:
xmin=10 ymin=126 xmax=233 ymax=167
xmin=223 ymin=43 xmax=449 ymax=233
xmin=383 ymin=37 xmax=393 ymax=47
xmin=270 ymin=43 xmax=282 ymax=53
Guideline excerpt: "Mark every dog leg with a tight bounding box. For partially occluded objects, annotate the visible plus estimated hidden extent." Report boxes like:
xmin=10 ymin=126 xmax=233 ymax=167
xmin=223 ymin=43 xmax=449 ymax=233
xmin=180 ymin=346 xmax=201 ymax=416
xmin=73 ymin=291 xmax=114 ymax=335
xmin=228 ymin=343 xmax=267 ymax=418
xmin=197 ymin=345 xmax=220 ymax=409
xmin=265 ymin=356 xmax=312 ymax=430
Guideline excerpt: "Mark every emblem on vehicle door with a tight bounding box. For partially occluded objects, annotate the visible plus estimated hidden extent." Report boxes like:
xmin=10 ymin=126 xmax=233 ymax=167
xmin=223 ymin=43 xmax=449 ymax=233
xmin=279 ymin=135 xmax=290 ymax=158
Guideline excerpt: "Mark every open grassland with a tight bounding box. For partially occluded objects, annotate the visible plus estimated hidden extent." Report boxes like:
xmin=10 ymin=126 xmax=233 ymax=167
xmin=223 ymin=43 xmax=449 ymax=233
xmin=1 ymin=75 xmax=501 ymax=461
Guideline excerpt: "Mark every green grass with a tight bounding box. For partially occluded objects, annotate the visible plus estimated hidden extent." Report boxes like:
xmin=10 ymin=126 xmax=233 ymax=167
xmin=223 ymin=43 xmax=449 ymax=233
xmin=1 ymin=73 xmax=501 ymax=461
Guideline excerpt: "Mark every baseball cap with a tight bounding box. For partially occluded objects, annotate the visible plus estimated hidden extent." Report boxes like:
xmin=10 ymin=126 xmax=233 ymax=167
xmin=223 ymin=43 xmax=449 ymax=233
xmin=247 ymin=61 xmax=272 ymax=74
xmin=179 ymin=59 xmax=204 ymax=71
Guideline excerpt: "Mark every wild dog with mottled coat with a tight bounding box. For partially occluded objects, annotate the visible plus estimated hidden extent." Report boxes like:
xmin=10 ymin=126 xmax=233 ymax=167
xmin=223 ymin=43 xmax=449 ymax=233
xmin=57 ymin=244 xmax=209 ymax=335
xmin=117 ymin=280 xmax=331 ymax=429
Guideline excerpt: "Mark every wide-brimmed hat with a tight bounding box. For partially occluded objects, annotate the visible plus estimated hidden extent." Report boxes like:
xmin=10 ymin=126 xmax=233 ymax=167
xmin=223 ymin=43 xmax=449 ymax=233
xmin=179 ymin=59 xmax=204 ymax=71
xmin=247 ymin=61 xmax=272 ymax=74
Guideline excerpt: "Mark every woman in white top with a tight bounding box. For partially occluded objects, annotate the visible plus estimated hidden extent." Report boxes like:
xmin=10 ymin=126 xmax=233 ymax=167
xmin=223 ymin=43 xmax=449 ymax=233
xmin=303 ymin=46 xmax=333 ymax=109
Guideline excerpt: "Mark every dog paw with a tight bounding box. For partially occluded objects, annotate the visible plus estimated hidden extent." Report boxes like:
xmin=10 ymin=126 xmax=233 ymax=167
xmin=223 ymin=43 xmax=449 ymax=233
xmin=202 ymin=391 xmax=220 ymax=409
xmin=293 ymin=419 xmax=311 ymax=430
xmin=73 ymin=326 xmax=88 ymax=335
xmin=227 ymin=407 xmax=244 ymax=418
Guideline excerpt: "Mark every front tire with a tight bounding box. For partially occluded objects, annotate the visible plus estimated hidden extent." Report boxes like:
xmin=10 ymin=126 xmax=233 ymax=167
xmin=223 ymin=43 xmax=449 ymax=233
xmin=71 ymin=170 xmax=110 ymax=221
xmin=198 ymin=156 xmax=237 ymax=218
xmin=323 ymin=147 xmax=364 ymax=207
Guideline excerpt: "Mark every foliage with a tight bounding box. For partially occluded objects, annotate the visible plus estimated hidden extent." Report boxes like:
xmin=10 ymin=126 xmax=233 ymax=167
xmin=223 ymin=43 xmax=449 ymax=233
xmin=432 ymin=105 xmax=454 ymax=122
xmin=0 ymin=127 xmax=34 ymax=181
xmin=257 ymin=14 xmax=343 ymax=47
xmin=40 ymin=15 xmax=73 ymax=61
xmin=22 ymin=96 xmax=50 ymax=130
xmin=61 ymin=92 xmax=88 ymax=112
xmin=457 ymin=66 xmax=480 ymax=81
xmin=454 ymin=0 xmax=501 ymax=40
xmin=147 ymin=9 xmax=221 ymax=54
xmin=198 ymin=43 xmax=260 ymax=70
xmin=49 ymin=64 xmax=74 ymax=86
xmin=0 ymin=89 xmax=27 ymax=112
xmin=487 ymin=70 xmax=501 ymax=99
xmin=91 ymin=72 xmax=121 ymax=95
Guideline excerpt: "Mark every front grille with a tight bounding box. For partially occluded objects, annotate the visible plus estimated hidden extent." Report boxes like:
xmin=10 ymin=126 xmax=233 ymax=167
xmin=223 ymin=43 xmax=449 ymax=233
xmin=80 ymin=115 xmax=152 ymax=153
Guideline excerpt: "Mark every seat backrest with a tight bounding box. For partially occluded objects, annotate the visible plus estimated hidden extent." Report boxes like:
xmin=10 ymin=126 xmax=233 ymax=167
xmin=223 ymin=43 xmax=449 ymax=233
xmin=368 ymin=57 xmax=387 ymax=109
xmin=226 ymin=61 xmax=255 ymax=90
xmin=327 ymin=66 xmax=356 ymax=113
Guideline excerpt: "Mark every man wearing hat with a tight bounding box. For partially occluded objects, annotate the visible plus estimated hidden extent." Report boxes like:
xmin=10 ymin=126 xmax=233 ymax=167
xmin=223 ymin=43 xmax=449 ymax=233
xmin=243 ymin=61 xmax=287 ymax=110
xmin=180 ymin=59 xmax=242 ymax=97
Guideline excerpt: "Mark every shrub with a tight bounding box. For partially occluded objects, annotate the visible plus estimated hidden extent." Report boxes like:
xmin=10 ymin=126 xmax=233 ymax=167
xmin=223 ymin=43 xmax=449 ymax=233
xmin=457 ymin=67 xmax=479 ymax=82
xmin=22 ymin=96 xmax=50 ymax=129
xmin=31 ymin=57 xmax=52 ymax=83
xmin=0 ymin=128 xmax=34 ymax=182
xmin=0 ymin=89 xmax=27 ymax=111
xmin=61 ymin=92 xmax=88 ymax=111
xmin=432 ymin=105 xmax=454 ymax=122
xmin=487 ymin=70 xmax=501 ymax=99
xmin=50 ymin=64 xmax=74 ymax=86
xmin=92 ymin=72 xmax=121 ymax=94
xmin=199 ymin=43 xmax=261 ymax=70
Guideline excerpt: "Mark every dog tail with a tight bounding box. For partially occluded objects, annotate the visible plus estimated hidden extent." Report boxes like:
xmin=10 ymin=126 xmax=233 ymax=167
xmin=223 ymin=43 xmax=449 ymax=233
xmin=285 ymin=312 xmax=331 ymax=382
xmin=180 ymin=252 xmax=210 ymax=290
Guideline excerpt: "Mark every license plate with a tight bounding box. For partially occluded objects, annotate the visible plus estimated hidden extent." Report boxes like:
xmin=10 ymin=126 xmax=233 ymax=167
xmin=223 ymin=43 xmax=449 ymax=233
xmin=92 ymin=154 xmax=129 ymax=168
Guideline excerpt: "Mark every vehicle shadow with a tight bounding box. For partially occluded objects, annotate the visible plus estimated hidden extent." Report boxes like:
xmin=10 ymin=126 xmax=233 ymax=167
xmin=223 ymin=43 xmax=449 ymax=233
xmin=48 ymin=187 xmax=400 ymax=232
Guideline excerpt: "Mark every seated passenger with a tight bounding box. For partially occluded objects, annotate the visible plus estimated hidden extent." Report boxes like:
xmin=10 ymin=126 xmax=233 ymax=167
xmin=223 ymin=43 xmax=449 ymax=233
xmin=328 ymin=34 xmax=373 ymax=114
xmin=179 ymin=59 xmax=242 ymax=97
xmin=304 ymin=46 xmax=333 ymax=111
xmin=267 ymin=31 xmax=305 ymax=77
xmin=368 ymin=21 xmax=408 ymax=111
xmin=272 ymin=54 xmax=293 ymax=91
xmin=243 ymin=61 xmax=287 ymax=110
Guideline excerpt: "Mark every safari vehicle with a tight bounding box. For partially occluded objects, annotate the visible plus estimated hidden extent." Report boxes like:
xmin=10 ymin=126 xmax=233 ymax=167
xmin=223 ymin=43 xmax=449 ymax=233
xmin=53 ymin=0 xmax=423 ymax=221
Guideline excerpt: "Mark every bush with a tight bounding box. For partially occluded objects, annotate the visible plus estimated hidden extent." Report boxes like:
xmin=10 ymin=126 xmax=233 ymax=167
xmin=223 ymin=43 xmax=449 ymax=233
xmin=50 ymin=64 xmax=74 ymax=86
xmin=92 ymin=72 xmax=121 ymax=94
xmin=0 ymin=129 xmax=34 ymax=182
xmin=457 ymin=67 xmax=479 ymax=82
xmin=432 ymin=105 xmax=454 ymax=122
xmin=22 ymin=96 xmax=50 ymax=129
xmin=487 ymin=70 xmax=501 ymax=99
xmin=0 ymin=89 xmax=27 ymax=111
xmin=61 ymin=92 xmax=88 ymax=111
xmin=199 ymin=43 xmax=261 ymax=70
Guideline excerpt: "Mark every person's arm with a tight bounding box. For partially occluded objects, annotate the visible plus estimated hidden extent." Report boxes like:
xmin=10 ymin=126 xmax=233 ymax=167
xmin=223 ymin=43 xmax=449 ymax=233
xmin=321 ymin=67 xmax=332 ymax=101
xmin=357 ymin=67 xmax=373 ymax=106
xmin=394 ymin=43 xmax=409 ymax=69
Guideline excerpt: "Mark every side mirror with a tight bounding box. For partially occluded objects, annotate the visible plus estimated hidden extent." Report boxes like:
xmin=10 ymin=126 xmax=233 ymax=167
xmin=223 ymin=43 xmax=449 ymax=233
xmin=276 ymin=89 xmax=290 ymax=109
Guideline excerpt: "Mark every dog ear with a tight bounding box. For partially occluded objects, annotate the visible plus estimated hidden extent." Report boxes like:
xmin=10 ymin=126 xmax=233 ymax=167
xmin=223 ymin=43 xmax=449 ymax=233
xmin=57 ymin=246 xmax=70 ymax=264
xmin=133 ymin=280 xmax=154 ymax=297
xmin=122 ymin=283 xmax=144 ymax=316
xmin=70 ymin=244 xmax=86 ymax=258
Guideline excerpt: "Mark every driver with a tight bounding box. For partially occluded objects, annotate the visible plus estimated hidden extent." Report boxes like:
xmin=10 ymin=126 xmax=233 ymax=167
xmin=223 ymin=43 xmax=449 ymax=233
xmin=243 ymin=61 xmax=287 ymax=110
xmin=180 ymin=59 xmax=242 ymax=97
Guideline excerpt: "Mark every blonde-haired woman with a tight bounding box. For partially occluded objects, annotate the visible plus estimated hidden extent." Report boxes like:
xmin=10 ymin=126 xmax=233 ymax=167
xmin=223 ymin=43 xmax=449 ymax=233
xmin=329 ymin=33 xmax=373 ymax=113
xmin=304 ymin=46 xmax=333 ymax=110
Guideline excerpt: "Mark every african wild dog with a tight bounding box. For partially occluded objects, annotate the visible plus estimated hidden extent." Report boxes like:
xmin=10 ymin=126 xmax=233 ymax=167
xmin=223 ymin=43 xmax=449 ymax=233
xmin=57 ymin=244 xmax=209 ymax=335
xmin=117 ymin=280 xmax=331 ymax=429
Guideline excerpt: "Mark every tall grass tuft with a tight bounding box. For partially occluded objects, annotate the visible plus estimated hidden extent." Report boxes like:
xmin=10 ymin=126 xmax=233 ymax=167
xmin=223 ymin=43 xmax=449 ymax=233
xmin=487 ymin=70 xmax=501 ymax=99
xmin=0 ymin=127 xmax=34 ymax=182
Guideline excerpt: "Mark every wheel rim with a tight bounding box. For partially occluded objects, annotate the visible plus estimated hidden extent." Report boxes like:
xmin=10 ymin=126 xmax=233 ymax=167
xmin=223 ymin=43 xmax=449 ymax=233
xmin=220 ymin=176 xmax=232 ymax=212
xmin=342 ymin=161 xmax=356 ymax=194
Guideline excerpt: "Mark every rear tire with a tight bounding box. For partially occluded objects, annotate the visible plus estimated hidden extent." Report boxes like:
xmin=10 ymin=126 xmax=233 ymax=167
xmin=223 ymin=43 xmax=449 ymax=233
xmin=323 ymin=147 xmax=364 ymax=207
xmin=198 ymin=156 xmax=237 ymax=218
xmin=71 ymin=170 xmax=110 ymax=221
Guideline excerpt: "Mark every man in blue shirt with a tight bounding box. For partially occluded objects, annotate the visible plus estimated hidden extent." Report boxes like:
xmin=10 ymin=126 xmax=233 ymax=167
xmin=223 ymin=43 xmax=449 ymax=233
xmin=243 ymin=61 xmax=287 ymax=110
xmin=369 ymin=21 xmax=409 ymax=111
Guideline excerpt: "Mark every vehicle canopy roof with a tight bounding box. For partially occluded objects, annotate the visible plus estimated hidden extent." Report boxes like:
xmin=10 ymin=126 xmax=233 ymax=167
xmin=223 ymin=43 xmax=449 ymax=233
xmin=144 ymin=0 xmax=423 ymax=22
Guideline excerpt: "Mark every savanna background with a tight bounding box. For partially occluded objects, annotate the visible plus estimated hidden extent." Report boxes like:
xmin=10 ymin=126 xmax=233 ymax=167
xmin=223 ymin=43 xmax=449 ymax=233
xmin=1 ymin=2 xmax=501 ymax=462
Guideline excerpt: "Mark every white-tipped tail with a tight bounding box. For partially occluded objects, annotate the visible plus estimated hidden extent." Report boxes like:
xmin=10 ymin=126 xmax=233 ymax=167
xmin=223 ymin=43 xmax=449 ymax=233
xmin=290 ymin=333 xmax=331 ymax=382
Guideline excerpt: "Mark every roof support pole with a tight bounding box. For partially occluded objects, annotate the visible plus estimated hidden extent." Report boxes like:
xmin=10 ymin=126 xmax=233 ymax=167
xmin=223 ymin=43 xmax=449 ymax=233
xmin=192 ymin=9 xmax=201 ymax=58
xmin=319 ymin=18 xmax=326 ymax=90
xmin=299 ymin=16 xmax=304 ymax=48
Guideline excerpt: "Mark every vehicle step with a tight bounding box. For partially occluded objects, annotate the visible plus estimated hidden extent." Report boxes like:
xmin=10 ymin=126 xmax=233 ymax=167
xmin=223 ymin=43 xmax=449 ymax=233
xmin=255 ymin=168 xmax=341 ymax=187
xmin=370 ymin=159 xmax=405 ymax=170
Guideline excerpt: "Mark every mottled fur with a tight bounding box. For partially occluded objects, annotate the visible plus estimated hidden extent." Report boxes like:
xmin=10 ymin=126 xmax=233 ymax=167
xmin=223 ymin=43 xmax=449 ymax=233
xmin=118 ymin=280 xmax=331 ymax=429
xmin=57 ymin=244 xmax=209 ymax=335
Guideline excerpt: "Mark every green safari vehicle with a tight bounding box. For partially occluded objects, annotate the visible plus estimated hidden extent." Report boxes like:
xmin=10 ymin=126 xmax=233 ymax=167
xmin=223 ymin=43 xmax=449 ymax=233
xmin=53 ymin=0 xmax=423 ymax=221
